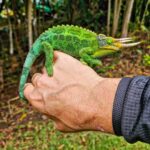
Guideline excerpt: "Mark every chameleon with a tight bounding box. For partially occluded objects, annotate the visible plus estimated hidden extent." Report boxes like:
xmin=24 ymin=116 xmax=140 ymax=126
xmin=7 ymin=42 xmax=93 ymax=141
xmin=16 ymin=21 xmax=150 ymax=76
xmin=19 ymin=25 xmax=140 ymax=99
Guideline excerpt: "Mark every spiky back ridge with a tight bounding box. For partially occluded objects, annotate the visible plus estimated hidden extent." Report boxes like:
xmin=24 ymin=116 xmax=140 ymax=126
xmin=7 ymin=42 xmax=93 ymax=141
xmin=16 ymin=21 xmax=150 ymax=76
xmin=49 ymin=25 xmax=97 ymax=36
xmin=38 ymin=25 xmax=99 ymax=57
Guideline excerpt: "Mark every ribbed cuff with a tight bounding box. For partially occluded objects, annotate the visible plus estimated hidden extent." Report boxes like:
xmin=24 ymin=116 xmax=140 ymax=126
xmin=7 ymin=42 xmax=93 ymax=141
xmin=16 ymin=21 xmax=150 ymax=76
xmin=113 ymin=77 xmax=132 ymax=135
xmin=121 ymin=76 xmax=150 ymax=143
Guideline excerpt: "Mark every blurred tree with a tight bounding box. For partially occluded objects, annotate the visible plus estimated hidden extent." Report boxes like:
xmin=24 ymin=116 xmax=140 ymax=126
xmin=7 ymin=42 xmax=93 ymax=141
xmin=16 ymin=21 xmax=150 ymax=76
xmin=7 ymin=9 xmax=14 ymax=55
xmin=12 ymin=0 xmax=24 ymax=61
xmin=134 ymin=0 xmax=143 ymax=25
xmin=0 ymin=0 xmax=5 ymax=11
xmin=112 ymin=0 xmax=122 ymax=37
xmin=140 ymin=0 xmax=150 ymax=27
xmin=0 ymin=60 xmax=3 ymax=94
xmin=121 ymin=0 xmax=134 ymax=37
xmin=107 ymin=0 xmax=111 ymax=35
xmin=0 ymin=5 xmax=14 ymax=54
xmin=27 ymin=0 xmax=33 ymax=49
xmin=33 ymin=0 xmax=38 ymax=38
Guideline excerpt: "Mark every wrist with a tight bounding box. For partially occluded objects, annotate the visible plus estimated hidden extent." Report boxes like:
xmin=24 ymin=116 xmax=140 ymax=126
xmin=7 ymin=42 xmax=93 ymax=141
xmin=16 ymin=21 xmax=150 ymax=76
xmin=91 ymin=78 xmax=121 ymax=134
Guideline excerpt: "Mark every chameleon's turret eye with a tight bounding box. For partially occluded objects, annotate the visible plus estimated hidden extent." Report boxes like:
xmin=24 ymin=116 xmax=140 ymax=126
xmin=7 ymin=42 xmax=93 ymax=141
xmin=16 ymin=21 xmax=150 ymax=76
xmin=98 ymin=34 xmax=106 ymax=40
xmin=97 ymin=34 xmax=107 ymax=47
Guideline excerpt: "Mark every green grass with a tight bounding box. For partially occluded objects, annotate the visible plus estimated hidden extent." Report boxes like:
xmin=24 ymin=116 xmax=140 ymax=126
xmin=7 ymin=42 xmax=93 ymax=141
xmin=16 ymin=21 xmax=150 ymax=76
xmin=1 ymin=121 xmax=150 ymax=150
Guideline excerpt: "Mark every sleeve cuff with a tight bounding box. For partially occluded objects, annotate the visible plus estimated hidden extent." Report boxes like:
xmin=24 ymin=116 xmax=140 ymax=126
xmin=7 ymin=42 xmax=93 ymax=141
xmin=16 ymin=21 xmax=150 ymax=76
xmin=113 ymin=76 xmax=150 ymax=143
xmin=121 ymin=76 xmax=150 ymax=143
xmin=112 ymin=77 xmax=132 ymax=135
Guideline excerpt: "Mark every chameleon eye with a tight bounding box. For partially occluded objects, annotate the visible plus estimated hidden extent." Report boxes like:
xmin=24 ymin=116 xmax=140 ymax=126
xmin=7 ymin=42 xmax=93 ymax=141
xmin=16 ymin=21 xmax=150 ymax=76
xmin=98 ymin=34 xmax=106 ymax=39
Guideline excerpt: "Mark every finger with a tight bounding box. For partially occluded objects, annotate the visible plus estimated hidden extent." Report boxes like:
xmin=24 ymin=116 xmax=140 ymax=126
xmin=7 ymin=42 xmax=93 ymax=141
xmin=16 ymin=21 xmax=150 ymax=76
xmin=26 ymin=88 xmax=46 ymax=114
xmin=31 ymin=73 xmax=42 ymax=87
xmin=24 ymin=83 xmax=34 ymax=100
xmin=34 ymin=74 xmax=57 ymax=89
xmin=53 ymin=51 xmax=65 ymax=65
xmin=53 ymin=51 xmax=65 ymax=71
xmin=53 ymin=51 xmax=58 ymax=63
xmin=53 ymin=51 xmax=59 ymax=59
xmin=24 ymin=83 xmax=43 ymax=102
xmin=41 ymin=67 xmax=48 ymax=75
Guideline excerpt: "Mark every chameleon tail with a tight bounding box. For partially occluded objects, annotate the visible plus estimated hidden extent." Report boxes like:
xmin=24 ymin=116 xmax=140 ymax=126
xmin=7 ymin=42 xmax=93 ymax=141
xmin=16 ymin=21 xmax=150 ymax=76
xmin=19 ymin=41 xmax=53 ymax=100
xmin=19 ymin=50 xmax=40 ymax=100
xmin=42 ymin=41 xmax=53 ymax=76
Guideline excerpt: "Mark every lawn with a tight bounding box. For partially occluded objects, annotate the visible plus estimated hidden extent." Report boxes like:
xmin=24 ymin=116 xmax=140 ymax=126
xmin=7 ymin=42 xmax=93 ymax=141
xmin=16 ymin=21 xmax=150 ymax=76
xmin=1 ymin=120 xmax=150 ymax=150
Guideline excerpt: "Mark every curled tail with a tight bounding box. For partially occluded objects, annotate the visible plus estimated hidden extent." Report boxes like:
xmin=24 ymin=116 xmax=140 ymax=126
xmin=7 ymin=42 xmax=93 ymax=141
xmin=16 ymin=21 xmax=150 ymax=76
xmin=19 ymin=50 xmax=40 ymax=99
xmin=19 ymin=41 xmax=53 ymax=100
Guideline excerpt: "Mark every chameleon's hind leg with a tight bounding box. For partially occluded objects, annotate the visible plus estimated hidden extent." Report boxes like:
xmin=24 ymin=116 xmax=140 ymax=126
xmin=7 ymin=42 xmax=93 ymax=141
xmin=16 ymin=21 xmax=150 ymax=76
xmin=41 ymin=41 xmax=53 ymax=76
xmin=79 ymin=47 xmax=102 ymax=67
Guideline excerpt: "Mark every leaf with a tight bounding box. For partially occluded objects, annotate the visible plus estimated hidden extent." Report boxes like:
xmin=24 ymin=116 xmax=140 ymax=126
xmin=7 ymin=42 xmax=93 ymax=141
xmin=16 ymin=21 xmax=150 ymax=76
xmin=19 ymin=113 xmax=27 ymax=122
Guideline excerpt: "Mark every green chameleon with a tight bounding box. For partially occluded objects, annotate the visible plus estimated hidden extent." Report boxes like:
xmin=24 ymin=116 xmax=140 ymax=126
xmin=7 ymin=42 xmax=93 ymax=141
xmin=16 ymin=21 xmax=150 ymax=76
xmin=19 ymin=25 xmax=140 ymax=99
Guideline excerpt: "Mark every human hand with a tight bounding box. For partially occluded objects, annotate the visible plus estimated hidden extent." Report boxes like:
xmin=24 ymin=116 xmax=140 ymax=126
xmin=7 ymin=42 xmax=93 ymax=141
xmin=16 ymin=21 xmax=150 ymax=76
xmin=24 ymin=51 xmax=119 ymax=133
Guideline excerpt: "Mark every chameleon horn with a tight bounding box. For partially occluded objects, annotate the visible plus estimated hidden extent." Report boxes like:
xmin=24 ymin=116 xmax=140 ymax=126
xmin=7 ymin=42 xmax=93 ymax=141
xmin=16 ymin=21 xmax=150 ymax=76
xmin=120 ymin=39 xmax=133 ymax=43
xmin=116 ymin=37 xmax=133 ymax=43
xmin=122 ymin=42 xmax=141 ymax=47
xmin=116 ymin=37 xmax=132 ymax=41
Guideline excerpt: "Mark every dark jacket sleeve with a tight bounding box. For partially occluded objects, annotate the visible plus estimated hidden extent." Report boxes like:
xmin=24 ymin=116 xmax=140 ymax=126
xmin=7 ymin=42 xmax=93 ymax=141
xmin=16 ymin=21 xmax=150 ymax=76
xmin=113 ymin=76 xmax=150 ymax=143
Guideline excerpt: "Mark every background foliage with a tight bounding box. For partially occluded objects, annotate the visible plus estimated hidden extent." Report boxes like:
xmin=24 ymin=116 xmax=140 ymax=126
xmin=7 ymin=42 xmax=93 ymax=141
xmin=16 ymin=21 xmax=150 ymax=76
xmin=0 ymin=0 xmax=150 ymax=149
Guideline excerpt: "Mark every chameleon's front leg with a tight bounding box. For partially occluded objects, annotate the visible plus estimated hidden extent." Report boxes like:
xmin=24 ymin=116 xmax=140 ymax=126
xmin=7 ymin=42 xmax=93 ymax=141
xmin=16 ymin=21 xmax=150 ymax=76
xmin=41 ymin=41 xmax=54 ymax=76
xmin=79 ymin=47 xmax=102 ymax=67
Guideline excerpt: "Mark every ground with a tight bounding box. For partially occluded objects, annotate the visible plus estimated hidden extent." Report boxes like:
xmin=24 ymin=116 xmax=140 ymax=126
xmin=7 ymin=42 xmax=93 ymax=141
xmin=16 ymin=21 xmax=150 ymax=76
xmin=0 ymin=31 xmax=150 ymax=150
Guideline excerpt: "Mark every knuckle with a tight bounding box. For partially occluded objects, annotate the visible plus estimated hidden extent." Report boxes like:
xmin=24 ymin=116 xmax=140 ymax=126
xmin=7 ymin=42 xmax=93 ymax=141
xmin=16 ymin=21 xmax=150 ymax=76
xmin=32 ymin=73 xmax=40 ymax=80
xmin=32 ymin=73 xmax=43 ymax=87
xmin=36 ymin=78 xmax=43 ymax=87
xmin=23 ymin=84 xmax=33 ymax=98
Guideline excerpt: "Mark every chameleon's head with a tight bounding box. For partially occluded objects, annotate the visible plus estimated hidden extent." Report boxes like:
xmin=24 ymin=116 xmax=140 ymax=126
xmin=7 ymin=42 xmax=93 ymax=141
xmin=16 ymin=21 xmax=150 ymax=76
xmin=97 ymin=34 xmax=140 ymax=51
